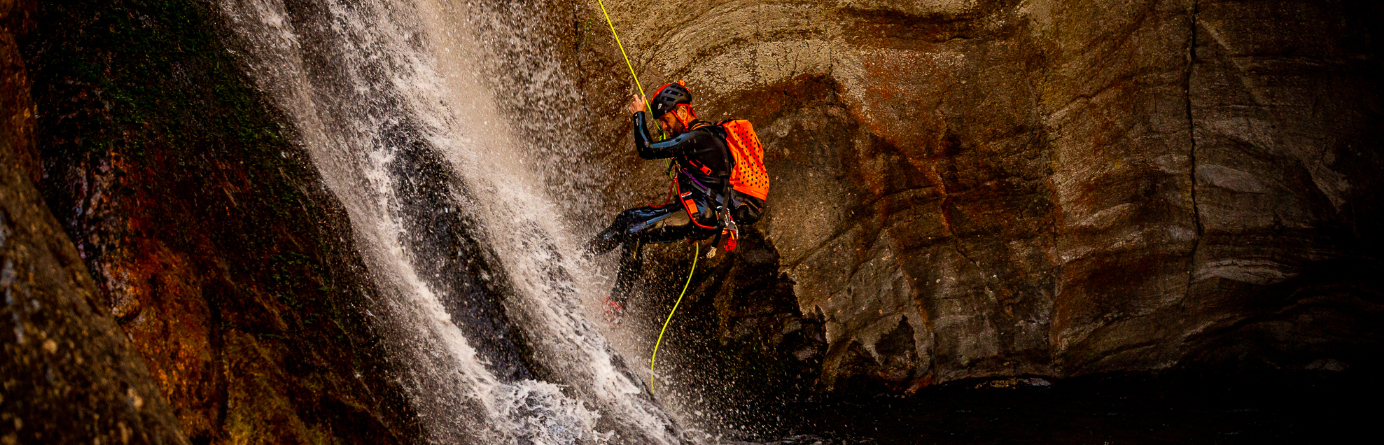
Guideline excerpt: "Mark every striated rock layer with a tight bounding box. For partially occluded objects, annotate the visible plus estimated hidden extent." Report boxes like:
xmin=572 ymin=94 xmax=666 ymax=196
xmin=565 ymin=0 xmax=1384 ymax=391
xmin=4 ymin=0 xmax=1379 ymax=440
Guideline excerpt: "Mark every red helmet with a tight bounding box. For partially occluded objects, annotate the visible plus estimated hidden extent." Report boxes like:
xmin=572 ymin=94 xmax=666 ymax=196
xmin=650 ymin=81 xmax=692 ymax=119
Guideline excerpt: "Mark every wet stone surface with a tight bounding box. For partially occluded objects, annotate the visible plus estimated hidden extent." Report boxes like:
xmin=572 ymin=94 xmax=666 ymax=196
xmin=11 ymin=0 xmax=422 ymax=443
xmin=2 ymin=6 xmax=186 ymax=440
xmin=561 ymin=0 xmax=1384 ymax=391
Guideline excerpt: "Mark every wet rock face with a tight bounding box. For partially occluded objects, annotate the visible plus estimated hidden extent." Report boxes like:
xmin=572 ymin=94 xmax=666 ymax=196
xmin=1 ymin=155 xmax=189 ymax=444
xmin=567 ymin=0 xmax=1384 ymax=390
xmin=2 ymin=2 xmax=186 ymax=443
xmin=16 ymin=0 xmax=420 ymax=443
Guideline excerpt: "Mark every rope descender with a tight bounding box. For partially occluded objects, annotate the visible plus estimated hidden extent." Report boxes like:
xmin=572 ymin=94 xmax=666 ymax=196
xmin=706 ymin=207 xmax=739 ymax=259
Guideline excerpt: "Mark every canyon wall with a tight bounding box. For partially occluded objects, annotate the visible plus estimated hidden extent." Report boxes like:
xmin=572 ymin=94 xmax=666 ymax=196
xmin=9 ymin=0 xmax=420 ymax=443
xmin=567 ymin=0 xmax=1384 ymax=391
xmin=4 ymin=0 xmax=1382 ymax=442
xmin=2 ymin=1 xmax=186 ymax=442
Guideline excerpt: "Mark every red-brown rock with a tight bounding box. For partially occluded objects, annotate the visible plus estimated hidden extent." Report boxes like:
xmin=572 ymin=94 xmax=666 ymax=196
xmin=563 ymin=0 xmax=1384 ymax=391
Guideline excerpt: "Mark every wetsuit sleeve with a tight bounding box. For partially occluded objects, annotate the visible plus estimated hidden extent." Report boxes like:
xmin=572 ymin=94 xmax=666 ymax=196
xmin=633 ymin=111 xmax=698 ymax=160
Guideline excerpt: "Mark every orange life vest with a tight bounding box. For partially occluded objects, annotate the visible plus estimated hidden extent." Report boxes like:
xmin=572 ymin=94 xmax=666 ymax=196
xmin=669 ymin=120 xmax=769 ymax=233
xmin=720 ymin=120 xmax=769 ymax=201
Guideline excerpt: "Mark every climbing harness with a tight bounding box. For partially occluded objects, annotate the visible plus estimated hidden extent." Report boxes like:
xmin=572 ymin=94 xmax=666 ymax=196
xmin=650 ymin=241 xmax=699 ymax=394
xmin=594 ymin=2 xmax=763 ymax=395
xmin=701 ymin=119 xmax=769 ymax=258
xmin=597 ymin=2 xmax=703 ymax=392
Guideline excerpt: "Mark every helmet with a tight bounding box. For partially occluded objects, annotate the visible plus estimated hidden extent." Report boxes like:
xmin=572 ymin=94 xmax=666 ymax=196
xmin=650 ymin=81 xmax=692 ymax=119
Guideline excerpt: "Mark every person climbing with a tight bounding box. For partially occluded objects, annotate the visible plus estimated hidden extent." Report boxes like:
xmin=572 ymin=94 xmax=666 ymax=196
xmin=586 ymin=81 xmax=769 ymax=324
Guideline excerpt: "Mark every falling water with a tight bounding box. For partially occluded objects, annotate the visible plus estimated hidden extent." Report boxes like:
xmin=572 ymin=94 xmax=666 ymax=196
xmin=210 ymin=0 xmax=679 ymax=443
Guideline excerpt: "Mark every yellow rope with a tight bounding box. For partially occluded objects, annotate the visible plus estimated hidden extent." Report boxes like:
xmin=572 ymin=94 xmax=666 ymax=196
xmin=597 ymin=0 xmax=690 ymax=395
xmin=649 ymin=241 xmax=698 ymax=394
xmin=596 ymin=0 xmax=646 ymax=100
xmin=595 ymin=0 xmax=668 ymax=141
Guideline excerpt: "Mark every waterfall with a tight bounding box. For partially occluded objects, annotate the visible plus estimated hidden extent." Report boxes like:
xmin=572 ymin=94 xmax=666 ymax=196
xmin=210 ymin=0 xmax=679 ymax=443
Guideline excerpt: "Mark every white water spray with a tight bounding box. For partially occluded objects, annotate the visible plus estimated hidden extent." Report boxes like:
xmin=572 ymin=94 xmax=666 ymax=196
xmin=211 ymin=0 xmax=679 ymax=443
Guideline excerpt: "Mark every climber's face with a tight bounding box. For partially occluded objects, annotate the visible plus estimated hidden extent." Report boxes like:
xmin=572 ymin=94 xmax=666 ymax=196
xmin=659 ymin=106 xmax=690 ymax=135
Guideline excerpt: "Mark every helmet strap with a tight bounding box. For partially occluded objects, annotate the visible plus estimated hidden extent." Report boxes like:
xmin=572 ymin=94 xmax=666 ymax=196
xmin=674 ymin=104 xmax=696 ymax=129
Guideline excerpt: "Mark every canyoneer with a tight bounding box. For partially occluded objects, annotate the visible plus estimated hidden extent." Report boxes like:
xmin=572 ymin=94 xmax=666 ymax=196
xmin=586 ymin=81 xmax=769 ymax=323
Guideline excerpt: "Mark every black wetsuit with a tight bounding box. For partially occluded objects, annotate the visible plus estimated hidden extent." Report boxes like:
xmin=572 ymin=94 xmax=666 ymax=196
xmin=589 ymin=111 xmax=765 ymax=301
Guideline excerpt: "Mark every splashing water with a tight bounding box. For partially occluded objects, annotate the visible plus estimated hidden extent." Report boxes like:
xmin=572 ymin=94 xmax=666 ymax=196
xmin=211 ymin=0 xmax=679 ymax=443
